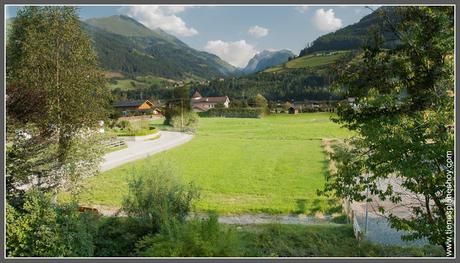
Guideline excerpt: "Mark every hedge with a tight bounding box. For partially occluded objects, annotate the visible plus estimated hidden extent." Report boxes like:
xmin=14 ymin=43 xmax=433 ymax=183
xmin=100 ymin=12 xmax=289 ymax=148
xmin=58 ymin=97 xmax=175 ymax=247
xmin=198 ymin=108 xmax=265 ymax=118
xmin=117 ymin=127 xmax=158 ymax=137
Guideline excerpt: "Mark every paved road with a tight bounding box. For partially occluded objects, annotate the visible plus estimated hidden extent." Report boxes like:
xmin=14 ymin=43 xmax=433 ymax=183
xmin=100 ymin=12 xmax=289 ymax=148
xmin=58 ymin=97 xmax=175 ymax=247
xmin=350 ymin=178 xmax=430 ymax=247
xmin=352 ymin=202 xmax=429 ymax=247
xmin=101 ymin=131 xmax=193 ymax=172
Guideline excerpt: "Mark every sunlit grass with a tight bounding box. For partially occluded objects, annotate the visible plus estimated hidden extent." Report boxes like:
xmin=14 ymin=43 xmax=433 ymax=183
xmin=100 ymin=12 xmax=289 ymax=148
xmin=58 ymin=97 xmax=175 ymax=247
xmin=63 ymin=113 xmax=352 ymax=215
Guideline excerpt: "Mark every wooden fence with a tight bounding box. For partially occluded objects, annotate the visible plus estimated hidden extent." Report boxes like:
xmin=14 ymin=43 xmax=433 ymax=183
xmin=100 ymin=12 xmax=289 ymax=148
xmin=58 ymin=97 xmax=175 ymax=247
xmin=104 ymin=139 xmax=126 ymax=148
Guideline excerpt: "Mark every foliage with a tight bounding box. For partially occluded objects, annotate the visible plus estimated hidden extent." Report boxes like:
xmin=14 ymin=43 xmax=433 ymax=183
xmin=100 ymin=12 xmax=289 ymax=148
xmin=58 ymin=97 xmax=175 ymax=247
xmin=6 ymin=121 xmax=106 ymax=206
xmin=299 ymin=7 xmax=399 ymax=55
xmin=135 ymin=213 xmax=241 ymax=257
xmin=6 ymin=190 xmax=98 ymax=257
xmin=117 ymin=120 xmax=132 ymax=130
xmin=7 ymin=6 xmax=111 ymax=163
xmin=189 ymin=66 xmax=343 ymax=102
xmin=117 ymin=128 xmax=158 ymax=137
xmin=109 ymin=119 xmax=159 ymax=136
xmin=248 ymin=94 xmax=269 ymax=114
xmin=170 ymin=111 xmax=199 ymax=129
xmin=199 ymin=107 xmax=265 ymax=118
xmin=93 ymin=217 xmax=150 ymax=257
xmin=66 ymin=113 xmax=351 ymax=214
xmin=6 ymin=6 xmax=109 ymax=203
xmin=322 ymin=6 xmax=454 ymax=252
xmin=164 ymin=86 xmax=198 ymax=128
xmin=239 ymin=224 xmax=444 ymax=257
xmin=122 ymin=161 xmax=200 ymax=232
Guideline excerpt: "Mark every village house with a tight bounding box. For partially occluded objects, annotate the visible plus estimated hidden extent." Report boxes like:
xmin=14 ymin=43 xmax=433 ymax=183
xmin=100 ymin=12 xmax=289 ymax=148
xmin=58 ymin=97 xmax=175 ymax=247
xmin=113 ymin=100 xmax=161 ymax=116
xmin=190 ymin=91 xmax=230 ymax=112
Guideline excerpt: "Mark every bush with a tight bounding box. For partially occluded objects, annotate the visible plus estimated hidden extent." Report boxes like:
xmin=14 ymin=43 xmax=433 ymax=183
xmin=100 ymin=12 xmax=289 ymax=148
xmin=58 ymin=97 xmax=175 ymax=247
xmin=331 ymin=214 xmax=349 ymax=224
xmin=122 ymin=161 xmax=200 ymax=233
xmin=169 ymin=111 xmax=199 ymax=128
xmin=94 ymin=217 xmax=150 ymax=257
xmin=135 ymin=213 xmax=241 ymax=257
xmin=6 ymin=190 xmax=98 ymax=257
xmin=199 ymin=108 xmax=265 ymax=118
xmin=117 ymin=120 xmax=131 ymax=130
xmin=117 ymin=128 xmax=157 ymax=137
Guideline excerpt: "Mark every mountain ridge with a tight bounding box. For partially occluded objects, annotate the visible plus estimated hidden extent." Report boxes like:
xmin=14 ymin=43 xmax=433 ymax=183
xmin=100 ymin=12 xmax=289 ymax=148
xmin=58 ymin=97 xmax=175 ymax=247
xmin=243 ymin=49 xmax=295 ymax=74
xmin=83 ymin=15 xmax=236 ymax=80
xmin=299 ymin=6 xmax=399 ymax=56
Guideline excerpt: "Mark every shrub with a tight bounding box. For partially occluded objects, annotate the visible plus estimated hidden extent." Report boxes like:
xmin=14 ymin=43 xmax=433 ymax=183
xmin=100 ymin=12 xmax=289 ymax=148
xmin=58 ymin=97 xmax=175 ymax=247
xmin=117 ymin=128 xmax=157 ymax=137
xmin=93 ymin=217 xmax=150 ymax=257
xmin=6 ymin=190 xmax=98 ymax=257
xmin=169 ymin=111 xmax=199 ymax=128
xmin=122 ymin=161 xmax=200 ymax=233
xmin=239 ymin=224 xmax=444 ymax=257
xmin=117 ymin=120 xmax=131 ymax=130
xmin=135 ymin=213 xmax=242 ymax=257
xmin=331 ymin=214 xmax=349 ymax=224
xmin=199 ymin=108 xmax=265 ymax=118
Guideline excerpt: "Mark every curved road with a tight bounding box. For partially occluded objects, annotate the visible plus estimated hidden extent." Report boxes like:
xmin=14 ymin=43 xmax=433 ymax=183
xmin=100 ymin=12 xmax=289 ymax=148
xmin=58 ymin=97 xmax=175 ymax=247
xmin=101 ymin=131 xmax=193 ymax=172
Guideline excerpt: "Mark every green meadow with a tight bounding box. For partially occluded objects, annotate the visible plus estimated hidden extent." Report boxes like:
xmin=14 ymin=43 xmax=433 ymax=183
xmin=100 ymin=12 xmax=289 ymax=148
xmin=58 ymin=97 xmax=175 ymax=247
xmin=68 ymin=113 xmax=352 ymax=215
xmin=265 ymin=51 xmax=349 ymax=73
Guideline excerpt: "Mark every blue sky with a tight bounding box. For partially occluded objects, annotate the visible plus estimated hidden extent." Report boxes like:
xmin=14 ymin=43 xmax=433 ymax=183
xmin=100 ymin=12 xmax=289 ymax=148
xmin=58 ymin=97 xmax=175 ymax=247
xmin=6 ymin=5 xmax=378 ymax=68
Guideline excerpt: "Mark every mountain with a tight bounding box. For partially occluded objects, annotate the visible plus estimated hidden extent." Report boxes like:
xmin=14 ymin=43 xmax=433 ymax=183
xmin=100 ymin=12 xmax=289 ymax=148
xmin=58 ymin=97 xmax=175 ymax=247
xmin=83 ymin=15 xmax=236 ymax=80
xmin=299 ymin=6 xmax=399 ymax=56
xmin=243 ymin=49 xmax=295 ymax=74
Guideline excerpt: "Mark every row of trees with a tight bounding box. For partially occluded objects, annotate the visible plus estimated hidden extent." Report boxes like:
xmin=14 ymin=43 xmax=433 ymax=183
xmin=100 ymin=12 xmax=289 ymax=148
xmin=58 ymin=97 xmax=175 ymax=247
xmin=189 ymin=67 xmax=344 ymax=102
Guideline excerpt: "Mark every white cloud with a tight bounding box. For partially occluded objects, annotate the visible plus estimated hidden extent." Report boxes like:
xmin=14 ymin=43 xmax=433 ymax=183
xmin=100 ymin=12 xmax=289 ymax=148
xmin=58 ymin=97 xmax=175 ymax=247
xmin=204 ymin=40 xmax=257 ymax=68
xmin=295 ymin=5 xmax=309 ymax=13
xmin=248 ymin=25 xmax=268 ymax=38
xmin=122 ymin=5 xmax=198 ymax=37
xmin=311 ymin=8 xmax=343 ymax=32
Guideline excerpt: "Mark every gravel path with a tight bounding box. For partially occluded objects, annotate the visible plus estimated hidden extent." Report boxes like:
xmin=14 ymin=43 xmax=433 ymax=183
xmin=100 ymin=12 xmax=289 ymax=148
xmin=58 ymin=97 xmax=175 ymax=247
xmin=101 ymin=131 xmax=193 ymax=172
xmin=85 ymin=205 xmax=340 ymax=225
xmin=191 ymin=213 xmax=339 ymax=225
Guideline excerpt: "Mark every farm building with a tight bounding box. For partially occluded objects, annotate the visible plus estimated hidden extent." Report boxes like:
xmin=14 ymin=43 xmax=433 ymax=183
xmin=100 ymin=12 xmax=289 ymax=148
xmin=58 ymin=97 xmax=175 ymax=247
xmin=191 ymin=90 xmax=230 ymax=112
xmin=113 ymin=100 xmax=160 ymax=116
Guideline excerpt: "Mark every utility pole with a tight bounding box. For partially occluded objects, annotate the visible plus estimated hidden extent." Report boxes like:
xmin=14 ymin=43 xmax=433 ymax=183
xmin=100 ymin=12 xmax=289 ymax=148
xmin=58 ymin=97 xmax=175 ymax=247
xmin=181 ymin=98 xmax=184 ymax=131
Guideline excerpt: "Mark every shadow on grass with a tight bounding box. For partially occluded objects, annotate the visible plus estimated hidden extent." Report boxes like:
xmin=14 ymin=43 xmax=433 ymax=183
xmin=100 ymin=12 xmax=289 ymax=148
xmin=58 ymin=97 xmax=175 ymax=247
xmin=293 ymin=199 xmax=342 ymax=216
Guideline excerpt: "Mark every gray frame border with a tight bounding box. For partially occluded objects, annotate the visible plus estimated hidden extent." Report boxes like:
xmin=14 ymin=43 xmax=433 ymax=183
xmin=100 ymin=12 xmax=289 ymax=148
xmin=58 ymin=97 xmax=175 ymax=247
xmin=1 ymin=0 xmax=458 ymax=262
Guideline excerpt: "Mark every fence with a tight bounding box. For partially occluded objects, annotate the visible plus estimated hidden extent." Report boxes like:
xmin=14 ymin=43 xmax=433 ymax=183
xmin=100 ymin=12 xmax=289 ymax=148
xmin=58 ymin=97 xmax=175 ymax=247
xmin=343 ymin=198 xmax=364 ymax=241
xmin=104 ymin=139 xmax=126 ymax=149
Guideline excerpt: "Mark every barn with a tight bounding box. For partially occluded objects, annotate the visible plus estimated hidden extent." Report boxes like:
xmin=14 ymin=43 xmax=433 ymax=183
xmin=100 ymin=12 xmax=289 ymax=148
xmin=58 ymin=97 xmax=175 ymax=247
xmin=113 ymin=100 xmax=156 ymax=115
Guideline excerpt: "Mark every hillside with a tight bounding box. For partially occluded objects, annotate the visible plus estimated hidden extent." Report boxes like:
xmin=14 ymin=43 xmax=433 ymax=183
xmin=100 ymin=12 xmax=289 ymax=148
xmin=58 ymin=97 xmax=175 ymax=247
xmin=83 ymin=15 xmax=236 ymax=80
xmin=299 ymin=6 xmax=399 ymax=56
xmin=243 ymin=49 xmax=295 ymax=74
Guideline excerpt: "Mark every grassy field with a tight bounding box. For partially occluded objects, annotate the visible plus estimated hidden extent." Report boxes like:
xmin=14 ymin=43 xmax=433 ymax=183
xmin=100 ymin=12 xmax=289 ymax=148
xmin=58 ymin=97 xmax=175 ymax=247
xmin=265 ymin=51 xmax=349 ymax=73
xmin=66 ymin=113 xmax=352 ymax=214
xmin=108 ymin=79 xmax=149 ymax=91
xmin=107 ymin=75 xmax=174 ymax=91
